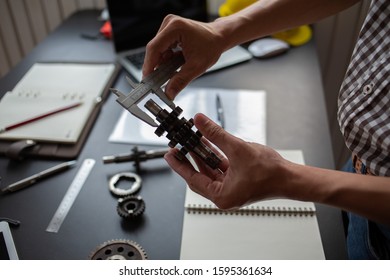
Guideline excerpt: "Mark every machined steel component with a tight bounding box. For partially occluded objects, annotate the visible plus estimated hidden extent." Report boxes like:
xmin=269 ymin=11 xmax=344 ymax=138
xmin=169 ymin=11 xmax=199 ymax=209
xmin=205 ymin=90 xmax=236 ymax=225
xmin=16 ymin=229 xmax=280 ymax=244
xmin=110 ymin=54 xmax=184 ymax=127
xmin=103 ymin=146 xmax=168 ymax=173
xmin=89 ymin=239 xmax=147 ymax=260
xmin=117 ymin=195 xmax=145 ymax=220
xmin=109 ymin=172 xmax=142 ymax=197
xmin=144 ymin=99 xmax=222 ymax=169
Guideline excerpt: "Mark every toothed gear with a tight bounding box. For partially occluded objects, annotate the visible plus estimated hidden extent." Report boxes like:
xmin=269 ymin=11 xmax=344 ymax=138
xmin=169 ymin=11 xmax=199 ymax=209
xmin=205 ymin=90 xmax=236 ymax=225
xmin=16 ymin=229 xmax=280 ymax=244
xmin=117 ymin=195 xmax=145 ymax=219
xmin=109 ymin=172 xmax=142 ymax=197
xmin=144 ymin=99 xmax=222 ymax=169
xmin=89 ymin=239 xmax=147 ymax=260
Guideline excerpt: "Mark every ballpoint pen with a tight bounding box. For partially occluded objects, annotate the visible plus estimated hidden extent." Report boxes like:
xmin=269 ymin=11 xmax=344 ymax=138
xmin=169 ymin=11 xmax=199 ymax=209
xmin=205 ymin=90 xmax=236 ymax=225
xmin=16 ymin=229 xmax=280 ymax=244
xmin=0 ymin=160 xmax=77 ymax=194
xmin=216 ymin=94 xmax=225 ymax=129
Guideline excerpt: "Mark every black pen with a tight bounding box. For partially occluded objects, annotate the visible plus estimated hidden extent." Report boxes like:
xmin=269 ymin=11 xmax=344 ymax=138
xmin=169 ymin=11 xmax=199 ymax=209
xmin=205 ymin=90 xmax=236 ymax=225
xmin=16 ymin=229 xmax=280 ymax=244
xmin=216 ymin=94 xmax=225 ymax=129
xmin=1 ymin=160 xmax=76 ymax=194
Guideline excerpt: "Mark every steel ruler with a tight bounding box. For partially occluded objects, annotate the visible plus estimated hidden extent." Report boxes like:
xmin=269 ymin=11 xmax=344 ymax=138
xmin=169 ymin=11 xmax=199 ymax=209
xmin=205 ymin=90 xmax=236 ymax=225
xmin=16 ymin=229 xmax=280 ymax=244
xmin=46 ymin=158 xmax=95 ymax=233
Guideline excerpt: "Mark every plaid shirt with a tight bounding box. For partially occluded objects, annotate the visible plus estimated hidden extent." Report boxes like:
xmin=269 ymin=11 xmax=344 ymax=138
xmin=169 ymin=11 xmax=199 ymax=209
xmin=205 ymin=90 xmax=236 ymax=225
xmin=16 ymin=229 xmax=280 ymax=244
xmin=338 ymin=0 xmax=390 ymax=176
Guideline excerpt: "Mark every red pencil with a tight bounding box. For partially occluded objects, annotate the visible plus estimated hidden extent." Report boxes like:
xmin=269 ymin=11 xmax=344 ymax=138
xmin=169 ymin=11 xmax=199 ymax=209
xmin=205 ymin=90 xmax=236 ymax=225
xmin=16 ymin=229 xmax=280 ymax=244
xmin=0 ymin=102 xmax=83 ymax=133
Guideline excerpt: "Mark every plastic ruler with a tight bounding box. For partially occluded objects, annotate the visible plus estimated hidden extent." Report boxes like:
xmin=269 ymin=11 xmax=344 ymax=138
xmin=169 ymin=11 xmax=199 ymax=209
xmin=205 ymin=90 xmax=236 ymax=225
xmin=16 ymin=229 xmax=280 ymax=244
xmin=46 ymin=158 xmax=95 ymax=233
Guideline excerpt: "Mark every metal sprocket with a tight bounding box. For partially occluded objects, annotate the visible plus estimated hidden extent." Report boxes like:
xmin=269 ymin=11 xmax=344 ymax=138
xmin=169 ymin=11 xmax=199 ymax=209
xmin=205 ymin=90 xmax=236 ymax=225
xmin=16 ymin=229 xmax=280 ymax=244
xmin=89 ymin=239 xmax=147 ymax=260
xmin=117 ymin=195 xmax=145 ymax=219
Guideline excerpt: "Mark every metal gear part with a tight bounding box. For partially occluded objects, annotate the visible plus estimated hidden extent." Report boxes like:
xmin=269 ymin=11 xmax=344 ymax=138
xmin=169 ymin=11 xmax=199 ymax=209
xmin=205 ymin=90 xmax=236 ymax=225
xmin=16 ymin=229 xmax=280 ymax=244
xmin=144 ymin=99 xmax=222 ymax=169
xmin=117 ymin=195 xmax=145 ymax=219
xmin=109 ymin=172 xmax=142 ymax=197
xmin=89 ymin=239 xmax=147 ymax=260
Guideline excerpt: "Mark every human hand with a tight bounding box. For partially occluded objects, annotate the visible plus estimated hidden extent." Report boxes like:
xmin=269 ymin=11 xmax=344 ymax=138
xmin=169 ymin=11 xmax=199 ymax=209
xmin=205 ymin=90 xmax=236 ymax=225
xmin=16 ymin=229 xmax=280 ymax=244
xmin=143 ymin=15 xmax=227 ymax=100
xmin=164 ymin=113 xmax=291 ymax=209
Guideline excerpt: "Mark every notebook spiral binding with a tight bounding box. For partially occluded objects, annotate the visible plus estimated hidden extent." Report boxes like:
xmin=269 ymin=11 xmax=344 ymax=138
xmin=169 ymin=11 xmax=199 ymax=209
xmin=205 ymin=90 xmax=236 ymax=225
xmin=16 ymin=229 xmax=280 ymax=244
xmin=186 ymin=204 xmax=315 ymax=217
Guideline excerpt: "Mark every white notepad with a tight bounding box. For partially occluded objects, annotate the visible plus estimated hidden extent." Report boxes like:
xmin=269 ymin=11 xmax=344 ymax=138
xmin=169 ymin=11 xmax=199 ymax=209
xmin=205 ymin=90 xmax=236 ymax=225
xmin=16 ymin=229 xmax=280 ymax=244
xmin=0 ymin=63 xmax=116 ymax=143
xmin=180 ymin=150 xmax=325 ymax=260
xmin=109 ymin=87 xmax=266 ymax=146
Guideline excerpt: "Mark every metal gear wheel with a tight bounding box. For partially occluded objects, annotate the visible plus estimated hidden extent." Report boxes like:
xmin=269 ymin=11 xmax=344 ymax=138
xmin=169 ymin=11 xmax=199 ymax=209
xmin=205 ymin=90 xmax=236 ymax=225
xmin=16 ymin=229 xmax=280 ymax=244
xmin=109 ymin=172 xmax=142 ymax=197
xmin=117 ymin=195 xmax=145 ymax=219
xmin=89 ymin=239 xmax=147 ymax=260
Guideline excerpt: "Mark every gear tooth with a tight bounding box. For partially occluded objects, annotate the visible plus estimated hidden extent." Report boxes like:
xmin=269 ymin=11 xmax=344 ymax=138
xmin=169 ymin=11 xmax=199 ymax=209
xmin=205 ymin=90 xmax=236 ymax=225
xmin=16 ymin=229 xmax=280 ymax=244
xmin=168 ymin=139 xmax=178 ymax=148
xmin=89 ymin=239 xmax=147 ymax=260
xmin=155 ymin=126 xmax=165 ymax=137
xmin=146 ymin=99 xmax=220 ymax=170
xmin=173 ymin=106 xmax=183 ymax=116
xmin=117 ymin=196 xmax=145 ymax=220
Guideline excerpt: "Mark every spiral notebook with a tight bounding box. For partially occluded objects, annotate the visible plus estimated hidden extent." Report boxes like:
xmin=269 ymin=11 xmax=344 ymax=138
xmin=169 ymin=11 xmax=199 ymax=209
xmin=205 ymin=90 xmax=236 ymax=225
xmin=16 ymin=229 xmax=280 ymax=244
xmin=180 ymin=150 xmax=325 ymax=260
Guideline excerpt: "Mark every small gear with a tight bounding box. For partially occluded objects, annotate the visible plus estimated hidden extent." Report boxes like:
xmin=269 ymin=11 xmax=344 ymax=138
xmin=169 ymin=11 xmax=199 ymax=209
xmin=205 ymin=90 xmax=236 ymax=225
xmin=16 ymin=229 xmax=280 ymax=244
xmin=89 ymin=239 xmax=147 ymax=260
xmin=117 ymin=195 xmax=145 ymax=219
xmin=109 ymin=172 xmax=142 ymax=197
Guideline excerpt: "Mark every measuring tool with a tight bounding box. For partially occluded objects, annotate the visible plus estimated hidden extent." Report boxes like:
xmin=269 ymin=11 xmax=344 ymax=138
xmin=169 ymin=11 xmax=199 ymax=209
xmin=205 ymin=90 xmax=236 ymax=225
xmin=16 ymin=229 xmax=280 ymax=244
xmin=110 ymin=53 xmax=184 ymax=127
xmin=46 ymin=158 xmax=95 ymax=233
xmin=110 ymin=54 xmax=222 ymax=170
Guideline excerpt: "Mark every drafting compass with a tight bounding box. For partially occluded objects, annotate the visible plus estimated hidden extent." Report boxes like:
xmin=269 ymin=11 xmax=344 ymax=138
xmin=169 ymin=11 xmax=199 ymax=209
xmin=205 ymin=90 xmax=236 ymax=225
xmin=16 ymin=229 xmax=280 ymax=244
xmin=110 ymin=53 xmax=222 ymax=170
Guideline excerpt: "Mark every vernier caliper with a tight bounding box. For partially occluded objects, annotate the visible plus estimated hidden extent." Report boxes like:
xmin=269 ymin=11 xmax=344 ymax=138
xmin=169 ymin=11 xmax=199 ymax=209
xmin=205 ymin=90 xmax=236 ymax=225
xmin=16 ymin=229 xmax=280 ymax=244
xmin=110 ymin=54 xmax=185 ymax=127
xmin=110 ymin=54 xmax=222 ymax=170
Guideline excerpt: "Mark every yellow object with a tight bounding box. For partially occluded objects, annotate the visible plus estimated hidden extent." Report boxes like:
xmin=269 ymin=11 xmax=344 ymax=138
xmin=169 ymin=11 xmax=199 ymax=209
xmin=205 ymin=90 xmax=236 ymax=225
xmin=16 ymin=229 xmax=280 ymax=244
xmin=218 ymin=0 xmax=312 ymax=47
xmin=272 ymin=25 xmax=312 ymax=46
xmin=219 ymin=0 xmax=257 ymax=17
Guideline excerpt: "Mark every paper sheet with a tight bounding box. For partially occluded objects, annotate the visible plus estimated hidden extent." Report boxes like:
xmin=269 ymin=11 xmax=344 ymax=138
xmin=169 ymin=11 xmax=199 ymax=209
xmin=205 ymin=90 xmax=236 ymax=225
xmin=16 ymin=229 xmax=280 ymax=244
xmin=109 ymin=87 xmax=266 ymax=146
xmin=180 ymin=150 xmax=325 ymax=260
xmin=0 ymin=63 xmax=116 ymax=143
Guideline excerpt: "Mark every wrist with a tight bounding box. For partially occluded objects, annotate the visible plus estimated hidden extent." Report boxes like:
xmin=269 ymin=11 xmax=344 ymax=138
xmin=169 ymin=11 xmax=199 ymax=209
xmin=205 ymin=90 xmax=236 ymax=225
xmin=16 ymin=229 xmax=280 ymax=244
xmin=211 ymin=14 xmax=253 ymax=50
xmin=282 ymin=162 xmax=336 ymax=203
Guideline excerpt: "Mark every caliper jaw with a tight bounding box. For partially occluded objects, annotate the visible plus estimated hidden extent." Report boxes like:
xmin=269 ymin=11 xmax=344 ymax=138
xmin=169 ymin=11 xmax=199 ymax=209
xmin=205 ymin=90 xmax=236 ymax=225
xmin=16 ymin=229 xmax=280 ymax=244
xmin=110 ymin=54 xmax=184 ymax=127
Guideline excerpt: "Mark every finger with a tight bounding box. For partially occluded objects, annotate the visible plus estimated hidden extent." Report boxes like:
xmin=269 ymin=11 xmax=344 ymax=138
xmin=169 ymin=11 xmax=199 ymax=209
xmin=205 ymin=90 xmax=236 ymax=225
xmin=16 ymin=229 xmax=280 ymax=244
xmin=189 ymin=153 xmax=220 ymax=179
xmin=164 ymin=149 xmax=216 ymax=198
xmin=143 ymin=41 xmax=175 ymax=77
xmin=156 ymin=14 xmax=177 ymax=35
xmin=143 ymin=45 xmax=161 ymax=77
xmin=194 ymin=113 xmax=242 ymax=157
xmin=143 ymin=19 xmax=180 ymax=77
xmin=199 ymin=137 xmax=229 ymax=173
xmin=164 ymin=149 xmax=199 ymax=177
xmin=164 ymin=61 xmax=203 ymax=99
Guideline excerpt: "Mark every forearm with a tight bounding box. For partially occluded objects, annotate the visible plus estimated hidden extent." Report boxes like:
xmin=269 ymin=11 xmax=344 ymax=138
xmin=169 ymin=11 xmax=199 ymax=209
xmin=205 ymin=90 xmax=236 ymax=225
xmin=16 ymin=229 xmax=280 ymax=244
xmin=283 ymin=162 xmax=390 ymax=225
xmin=211 ymin=0 xmax=360 ymax=49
